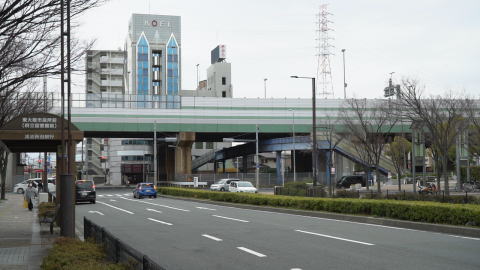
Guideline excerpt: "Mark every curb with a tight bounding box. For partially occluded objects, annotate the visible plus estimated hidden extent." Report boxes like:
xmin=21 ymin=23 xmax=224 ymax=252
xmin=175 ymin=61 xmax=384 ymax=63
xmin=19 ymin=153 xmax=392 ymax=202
xmin=159 ymin=194 xmax=480 ymax=238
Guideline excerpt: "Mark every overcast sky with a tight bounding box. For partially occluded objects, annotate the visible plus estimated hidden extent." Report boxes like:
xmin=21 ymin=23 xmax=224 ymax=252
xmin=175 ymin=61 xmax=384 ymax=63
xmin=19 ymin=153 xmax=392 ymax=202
xmin=63 ymin=0 xmax=480 ymax=99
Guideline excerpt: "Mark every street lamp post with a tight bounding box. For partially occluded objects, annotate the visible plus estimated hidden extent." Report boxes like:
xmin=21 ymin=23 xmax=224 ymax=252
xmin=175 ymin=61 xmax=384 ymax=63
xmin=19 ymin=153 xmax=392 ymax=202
xmin=341 ymin=49 xmax=347 ymax=99
xmin=289 ymin=109 xmax=296 ymax=182
xmin=290 ymin=76 xmax=318 ymax=186
xmin=196 ymin=64 xmax=200 ymax=89
xmin=264 ymin=78 xmax=268 ymax=99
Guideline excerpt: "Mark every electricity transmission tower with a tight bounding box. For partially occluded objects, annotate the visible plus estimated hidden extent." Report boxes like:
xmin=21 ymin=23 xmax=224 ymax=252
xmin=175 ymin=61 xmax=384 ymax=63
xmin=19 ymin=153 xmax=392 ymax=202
xmin=316 ymin=4 xmax=334 ymax=98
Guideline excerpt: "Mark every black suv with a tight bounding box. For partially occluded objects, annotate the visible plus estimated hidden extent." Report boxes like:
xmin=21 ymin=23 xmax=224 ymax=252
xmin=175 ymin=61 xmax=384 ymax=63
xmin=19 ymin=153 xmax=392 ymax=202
xmin=336 ymin=175 xmax=366 ymax=188
xmin=75 ymin=180 xmax=96 ymax=204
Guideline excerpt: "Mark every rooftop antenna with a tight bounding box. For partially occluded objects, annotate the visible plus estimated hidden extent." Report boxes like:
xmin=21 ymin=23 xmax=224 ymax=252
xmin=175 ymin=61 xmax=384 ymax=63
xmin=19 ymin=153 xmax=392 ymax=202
xmin=316 ymin=4 xmax=334 ymax=98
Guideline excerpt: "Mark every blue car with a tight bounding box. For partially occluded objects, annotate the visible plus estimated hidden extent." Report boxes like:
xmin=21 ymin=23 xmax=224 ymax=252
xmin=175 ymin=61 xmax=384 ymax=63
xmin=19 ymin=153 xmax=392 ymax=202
xmin=133 ymin=183 xmax=157 ymax=199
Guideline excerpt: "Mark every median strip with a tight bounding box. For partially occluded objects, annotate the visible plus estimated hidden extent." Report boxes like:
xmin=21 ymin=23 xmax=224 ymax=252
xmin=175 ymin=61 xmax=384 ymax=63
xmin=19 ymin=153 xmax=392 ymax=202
xmin=97 ymin=201 xmax=134 ymax=215
xmin=237 ymin=247 xmax=267 ymax=257
xmin=202 ymin=234 xmax=223 ymax=241
xmin=147 ymin=218 xmax=173 ymax=226
xmin=212 ymin=215 xmax=249 ymax=223
xmin=295 ymin=229 xmax=374 ymax=246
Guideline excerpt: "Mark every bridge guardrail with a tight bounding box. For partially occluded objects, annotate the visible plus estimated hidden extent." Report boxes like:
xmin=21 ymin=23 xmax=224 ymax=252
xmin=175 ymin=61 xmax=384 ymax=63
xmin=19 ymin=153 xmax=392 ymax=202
xmin=84 ymin=217 xmax=165 ymax=270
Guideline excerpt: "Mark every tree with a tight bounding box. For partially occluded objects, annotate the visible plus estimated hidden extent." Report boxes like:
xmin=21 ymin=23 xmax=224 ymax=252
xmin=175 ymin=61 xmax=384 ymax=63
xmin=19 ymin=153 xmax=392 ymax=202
xmin=318 ymin=116 xmax=343 ymax=196
xmin=395 ymin=79 xmax=470 ymax=195
xmin=386 ymin=136 xmax=411 ymax=191
xmin=0 ymin=0 xmax=103 ymax=199
xmin=341 ymin=98 xmax=398 ymax=193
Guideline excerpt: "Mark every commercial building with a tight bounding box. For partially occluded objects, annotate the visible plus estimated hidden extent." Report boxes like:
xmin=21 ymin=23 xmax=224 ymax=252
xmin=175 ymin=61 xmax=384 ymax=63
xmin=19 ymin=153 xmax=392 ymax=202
xmin=125 ymin=14 xmax=181 ymax=108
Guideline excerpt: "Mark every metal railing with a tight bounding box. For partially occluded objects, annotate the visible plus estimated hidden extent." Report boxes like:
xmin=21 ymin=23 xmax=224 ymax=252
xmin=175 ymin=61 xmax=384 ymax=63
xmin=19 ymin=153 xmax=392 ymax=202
xmin=84 ymin=217 xmax=165 ymax=270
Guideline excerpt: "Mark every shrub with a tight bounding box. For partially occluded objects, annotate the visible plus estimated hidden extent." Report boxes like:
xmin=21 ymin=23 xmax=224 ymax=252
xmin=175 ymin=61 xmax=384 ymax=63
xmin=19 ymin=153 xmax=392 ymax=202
xmin=41 ymin=237 xmax=127 ymax=270
xmin=158 ymin=187 xmax=480 ymax=227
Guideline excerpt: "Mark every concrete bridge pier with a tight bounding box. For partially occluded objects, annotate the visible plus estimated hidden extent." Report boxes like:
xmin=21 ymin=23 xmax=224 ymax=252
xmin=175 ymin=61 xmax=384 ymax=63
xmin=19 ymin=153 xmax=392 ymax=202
xmin=174 ymin=132 xmax=195 ymax=176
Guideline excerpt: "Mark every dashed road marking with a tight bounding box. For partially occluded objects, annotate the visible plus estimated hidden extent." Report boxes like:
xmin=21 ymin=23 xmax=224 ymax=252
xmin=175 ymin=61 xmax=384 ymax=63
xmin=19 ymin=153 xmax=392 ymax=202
xmin=146 ymin=208 xmax=162 ymax=214
xmin=196 ymin=206 xmax=216 ymax=211
xmin=106 ymin=195 xmax=113 ymax=197
xmin=110 ymin=199 xmax=116 ymax=202
xmin=295 ymin=229 xmax=374 ymax=246
xmin=120 ymin=197 xmax=190 ymax=212
xmin=97 ymin=201 xmax=134 ymax=215
xmin=88 ymin=211 xmax=104 ymax=216
xmin=237 ymin=247 xmax=266 ymax=257
xmin=147 ymin=218 xmax=172 ymax=226
xmin=212 ymin=215 xmax=249 ymax=223
xmin=202 ymin=234 xmax=223 ymax=241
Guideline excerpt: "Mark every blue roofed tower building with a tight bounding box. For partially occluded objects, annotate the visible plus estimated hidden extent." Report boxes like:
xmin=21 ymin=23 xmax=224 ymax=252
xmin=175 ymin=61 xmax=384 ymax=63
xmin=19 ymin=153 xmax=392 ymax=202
xmin=125 ymin=14 xmax=181 ymax=108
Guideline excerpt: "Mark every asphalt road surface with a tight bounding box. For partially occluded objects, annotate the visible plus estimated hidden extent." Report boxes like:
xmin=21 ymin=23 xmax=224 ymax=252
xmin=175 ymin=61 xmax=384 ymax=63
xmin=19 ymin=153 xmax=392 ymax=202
xmin=75 ymin=189 xmax=480 ymax=270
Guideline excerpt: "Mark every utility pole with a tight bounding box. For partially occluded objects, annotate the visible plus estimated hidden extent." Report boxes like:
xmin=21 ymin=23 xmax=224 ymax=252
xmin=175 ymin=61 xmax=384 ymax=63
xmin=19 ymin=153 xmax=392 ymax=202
xmin=256 ymin=124 xmax=260 ymax=189
xmin=341 ymin=49 xmax=347 ymax=99
xmin=153 ymin=120 xmax=157 ymax=187
xmin=264 ymin=78 xmax=267 ymax=99
xmin=196 ymin=64 xmax=200 ymax=89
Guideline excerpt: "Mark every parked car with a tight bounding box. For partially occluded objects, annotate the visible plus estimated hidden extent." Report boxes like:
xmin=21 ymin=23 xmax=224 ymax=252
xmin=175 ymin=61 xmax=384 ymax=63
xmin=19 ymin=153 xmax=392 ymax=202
xmin=75 ymin=180 xmax=96 ymax=204
xmin=210 ymin=178 xmax=240 ymax=191
xmin=13 ymin=178 xmax=55 ymax=194
xmin=336 ymin=175 xmax=366 ymax=189
xmin=228 ymin=181 xmax=258 ymax=193
xmin=133 ymin=183 xmax=157 ymax=199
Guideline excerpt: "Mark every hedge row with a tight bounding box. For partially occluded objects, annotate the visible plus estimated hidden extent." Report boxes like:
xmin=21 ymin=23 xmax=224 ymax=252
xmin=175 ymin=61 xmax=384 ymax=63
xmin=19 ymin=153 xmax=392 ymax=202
xmin=158 ymin=187 xmax=480 ymax=227
xmin=41 ymin=237 xmax=127 ymax=270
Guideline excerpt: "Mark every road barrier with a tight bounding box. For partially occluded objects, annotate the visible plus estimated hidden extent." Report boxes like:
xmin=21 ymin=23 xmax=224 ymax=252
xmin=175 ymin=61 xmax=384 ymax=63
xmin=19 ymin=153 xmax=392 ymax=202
xmin=84 ymin=217 xmax=165 ymax=270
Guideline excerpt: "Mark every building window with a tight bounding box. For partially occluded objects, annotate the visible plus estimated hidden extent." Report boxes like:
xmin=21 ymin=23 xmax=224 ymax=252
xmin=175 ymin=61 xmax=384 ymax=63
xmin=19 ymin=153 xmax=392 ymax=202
xmin=222 ymin=91 xmax=226 ymax=98
xmin=100 ymin=63 xmax=107 ymax=69
xmin=100 ymin=87 xmax=107 ymax=92
xmin=100 ymin=75 xmax=107 ymax=80
xmin=206 ymin=142 xmax=214 ymax=149
xmin=166 ymin=34 xmax=179 ymax=96
xmin=137 ymin=33 xmax=150 ymax=96
xmin=222 ymin=77 xmax=226 ymax=85
xmin=195 ymin=142 xmax=203 ymax=149
xmin=100 ymin=52 xmax=107 ymax=56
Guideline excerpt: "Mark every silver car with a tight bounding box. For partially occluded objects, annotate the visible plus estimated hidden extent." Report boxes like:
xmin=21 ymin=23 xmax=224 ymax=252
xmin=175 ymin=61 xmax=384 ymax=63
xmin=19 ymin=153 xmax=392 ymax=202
xmin=210 ymin=178 xmax=240 ymax=191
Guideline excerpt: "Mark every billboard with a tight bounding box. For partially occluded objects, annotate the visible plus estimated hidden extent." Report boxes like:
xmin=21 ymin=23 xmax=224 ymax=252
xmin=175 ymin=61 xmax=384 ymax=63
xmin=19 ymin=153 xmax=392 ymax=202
xmin=211 ymin=45 xmax=226 ymax=64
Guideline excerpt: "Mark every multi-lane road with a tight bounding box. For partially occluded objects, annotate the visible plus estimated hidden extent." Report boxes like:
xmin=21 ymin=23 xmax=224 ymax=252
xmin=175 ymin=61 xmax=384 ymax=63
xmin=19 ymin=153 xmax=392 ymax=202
xmin=75 ymin=189 xmax=480 ymax=270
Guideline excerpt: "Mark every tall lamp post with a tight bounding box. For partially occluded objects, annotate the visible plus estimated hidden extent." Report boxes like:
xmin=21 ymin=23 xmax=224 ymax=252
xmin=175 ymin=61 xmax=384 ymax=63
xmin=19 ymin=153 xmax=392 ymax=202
xmin=288 ymin=109 xmax=296 ymax=182
xmin=341 ymin=49 xmax=347 ymax=99
xmin=264 ymin=78 xmax=268 ymax=99
xmin=196 ymin=64 xmax=200 ymax=88
xmin=290 ymin=76 xmax=318 ymax=186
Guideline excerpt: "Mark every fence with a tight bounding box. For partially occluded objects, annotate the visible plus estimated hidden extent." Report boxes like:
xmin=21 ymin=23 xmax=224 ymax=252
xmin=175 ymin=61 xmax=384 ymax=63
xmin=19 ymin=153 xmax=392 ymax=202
xmin=84 ymin=217 xmax=165 ymax=270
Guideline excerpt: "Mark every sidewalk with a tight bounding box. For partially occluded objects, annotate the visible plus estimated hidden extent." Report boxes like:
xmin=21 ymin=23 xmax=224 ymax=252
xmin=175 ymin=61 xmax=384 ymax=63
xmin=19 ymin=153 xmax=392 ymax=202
xmin=0 ymin=193 xmax=57 ymax=270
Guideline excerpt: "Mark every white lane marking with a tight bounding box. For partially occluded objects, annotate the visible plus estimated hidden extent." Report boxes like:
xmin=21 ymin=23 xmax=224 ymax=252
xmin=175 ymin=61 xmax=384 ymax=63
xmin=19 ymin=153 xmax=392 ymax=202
xmin=97 ymin=201 xmax=134 ymax=215
xmin=202 ymin=234 xmax=223 ymax=242
xmin=147 ymin=218 xmax=172 ymax=226
xmin=106 ymin=195 xmax=113 ymax=197
xmin=237 ymin=247 xmax=267 ymax=257
xmin=160 ymin=197 xmax=480 ymax=241
xmin=115 ymin=194 xmax=122 ymax=196
xmin=123 ymin=193 xmax=130 ymax=196
xmin=110 ymin=199 xmax=117 ymax=202
xmin=196 ymin=206 xmax=216 ymax=211
xmin=98 ymin=195 xmax=104 ymax=197
xmin=88 ymin=211 xmax=104 ymax=216
xmin=291 ymin=268 xmax=302 ymax=270
xmin=120 ymin=197 xmax=190 ymax=212
xmin=295 ymin=229 xmax=374 ymax=246
xmin=447 ymin=234 xmax=480 ymax=241
xmin=212 ymin=215 xmax=249 ymax=223
xmin=146 ymin=208 xmax=162 ymax=214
